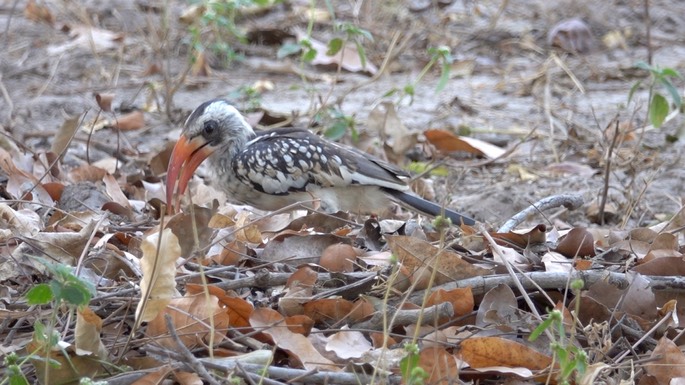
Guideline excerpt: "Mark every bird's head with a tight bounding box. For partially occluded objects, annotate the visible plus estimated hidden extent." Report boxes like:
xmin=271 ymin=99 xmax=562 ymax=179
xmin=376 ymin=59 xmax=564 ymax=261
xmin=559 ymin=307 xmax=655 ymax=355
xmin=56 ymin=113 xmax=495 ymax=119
xmin=166 ymin=99 xmax=254 ymax=213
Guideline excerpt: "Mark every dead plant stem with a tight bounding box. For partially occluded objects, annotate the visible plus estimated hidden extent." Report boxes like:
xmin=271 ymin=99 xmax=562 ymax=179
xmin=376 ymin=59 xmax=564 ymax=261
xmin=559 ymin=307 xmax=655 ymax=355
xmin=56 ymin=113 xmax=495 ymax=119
xmin=599 ymin=120 xmax=620 ymax=226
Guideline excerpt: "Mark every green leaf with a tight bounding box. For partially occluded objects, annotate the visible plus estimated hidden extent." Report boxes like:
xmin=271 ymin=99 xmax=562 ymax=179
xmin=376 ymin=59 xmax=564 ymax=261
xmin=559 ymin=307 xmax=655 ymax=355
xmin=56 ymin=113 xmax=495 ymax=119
xmin=324 ymin=121 xmax=348 ymax=140
xmin=436 ymin=61 xmax=451 ymax=93
xmin=649 ymin=93 xmax=670 ymax=128
xmin=399 ymin=351 xmax=420 ymax=379
xmin=326 ymin=38 xmax=343 ymax=56
xmin=627 ymin=80 xmax=642 ymax=104
xmin=660 ymin=78 xmax=682 ymax=108
xmin=7 ymin=365 xmax=29 ymax=385
xmin=302 ymin=48 xmax=317 ymax=63
xmin=61 ymin=282 xmax=92 ymax=307
xmin=529 ymin=316 xmax=553 ymax=341
xmin=382 ymin=88 xmax=398 ymax=98
xmin=661 ymin=67 xmax=683 ymax=79
xmin=634 ymin=61 xmax=652 ymax=72
xmin=355 ymin=41 xmax=367 ymax=70
xmin=277 ymin=42 xmax=301 ymax=59
xmin=26 ymin=284 xmax=53 ymax=305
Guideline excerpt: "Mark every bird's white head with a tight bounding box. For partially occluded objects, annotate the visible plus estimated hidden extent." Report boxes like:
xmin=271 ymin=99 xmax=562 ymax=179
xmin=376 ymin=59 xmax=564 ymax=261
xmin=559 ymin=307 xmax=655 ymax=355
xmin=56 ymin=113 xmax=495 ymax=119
xmin=166 ymin=99 xmax=254 ymax=213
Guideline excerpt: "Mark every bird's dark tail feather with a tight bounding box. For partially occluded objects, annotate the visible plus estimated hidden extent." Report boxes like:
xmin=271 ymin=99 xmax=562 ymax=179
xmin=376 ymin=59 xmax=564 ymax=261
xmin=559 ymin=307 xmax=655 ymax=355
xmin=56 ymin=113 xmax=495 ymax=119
xmin=382 ymin=188 xmax=476 ymax=226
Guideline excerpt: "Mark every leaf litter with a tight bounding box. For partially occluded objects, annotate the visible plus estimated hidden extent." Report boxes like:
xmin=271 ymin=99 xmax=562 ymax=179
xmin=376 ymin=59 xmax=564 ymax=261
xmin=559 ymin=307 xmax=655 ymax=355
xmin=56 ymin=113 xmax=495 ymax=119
xmin=2 ymin=1 xmax=685 ymax=385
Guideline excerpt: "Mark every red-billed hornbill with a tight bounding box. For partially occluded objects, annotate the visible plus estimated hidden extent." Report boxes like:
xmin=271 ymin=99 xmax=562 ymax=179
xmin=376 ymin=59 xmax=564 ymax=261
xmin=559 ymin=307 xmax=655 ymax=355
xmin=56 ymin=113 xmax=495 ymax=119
xmin=166 ymin=99 xmax=475 ymax=225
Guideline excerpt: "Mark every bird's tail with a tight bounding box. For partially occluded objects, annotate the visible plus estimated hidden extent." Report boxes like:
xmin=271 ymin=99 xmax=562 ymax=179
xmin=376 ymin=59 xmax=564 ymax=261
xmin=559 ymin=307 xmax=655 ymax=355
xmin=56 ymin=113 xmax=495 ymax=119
xmin=382 ymin=188 xmax=476 ymax=226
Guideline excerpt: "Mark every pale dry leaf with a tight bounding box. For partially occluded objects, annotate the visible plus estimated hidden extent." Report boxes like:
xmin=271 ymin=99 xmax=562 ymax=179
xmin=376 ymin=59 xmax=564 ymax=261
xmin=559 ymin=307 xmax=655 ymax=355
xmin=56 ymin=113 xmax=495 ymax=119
xmin=92 ymin=157 xmax=119 ymax=174
xmin=367 ymin=101 xmax=417 ymax=159
xmin=325 ymin=326 xmax=372 ymax=359
xmin=0 ymin=203 xmax=42 ymax=239
xmin=0 ymin=220 xmax=98 ymax=281
xmin=548 ymin=18 xmax=594 ymax=53
xmin=135 ymin=227 xmax=182 ymax=324
xmin=50 ymin=115 xmax=82 ymax=160
xmin=620 ymin=272 xmax=657 ymax=320
xmin=0 ymin=147 xmax=54 ymax=205
xmin=75 ymin=307 xmax=108 ymax=359
xmin=103 ymin=173 xmax=132 ymax=210
xmin=541 ymin=251 xmax=573 ymax=273
xmin=476 ymin=284 xmax=517 ymax=330
xmin=470 ymin=366 xmax=534 ymax=377
xmin=48 ymin=25 xmax=125 ymax=55
xmin=202 ymin=350 xmax=274 ymax=367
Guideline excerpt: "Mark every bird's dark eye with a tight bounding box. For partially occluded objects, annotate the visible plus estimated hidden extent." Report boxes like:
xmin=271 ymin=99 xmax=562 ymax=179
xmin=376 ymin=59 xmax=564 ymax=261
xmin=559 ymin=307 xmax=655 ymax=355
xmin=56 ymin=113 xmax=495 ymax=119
xmin=203 ymin=120 xmax=218 ymax=136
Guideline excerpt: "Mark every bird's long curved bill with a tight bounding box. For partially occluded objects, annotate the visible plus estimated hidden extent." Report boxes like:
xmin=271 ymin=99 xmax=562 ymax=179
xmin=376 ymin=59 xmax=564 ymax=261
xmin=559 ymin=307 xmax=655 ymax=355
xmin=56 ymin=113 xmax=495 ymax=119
xmin=166 ymin=134 xmax=215 ymax=213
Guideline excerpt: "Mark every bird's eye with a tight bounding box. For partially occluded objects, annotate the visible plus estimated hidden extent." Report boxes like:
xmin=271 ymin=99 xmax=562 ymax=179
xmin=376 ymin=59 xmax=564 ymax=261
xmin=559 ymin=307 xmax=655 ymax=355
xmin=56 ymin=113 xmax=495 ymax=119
xmin=203 ymin=120 xmax=218 ymax=136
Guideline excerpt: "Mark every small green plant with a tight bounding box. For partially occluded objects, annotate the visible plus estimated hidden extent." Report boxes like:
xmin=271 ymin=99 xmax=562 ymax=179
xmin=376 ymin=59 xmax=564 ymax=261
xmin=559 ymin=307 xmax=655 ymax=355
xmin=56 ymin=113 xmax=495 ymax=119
xmin=385 ymin=46 xmax=453 ymax=105
xmin=1 ymin=261 xmax=95 ymax=385
xmin=529 ymin=279 xmax=587 ymax=385
xmin=314 ymin=106 xmax=358 ymax=141
xmin=399 ymin=343 xmax=428 ymax=385
xmin=189 ymin=0 xmax=279 ymax=66
xmin=629 ymin=61 xmax=683 ymax=129
xmin=277 ymin=19 xmax=373 ymax=71
xmin=228 ymin=85 xmax=263 ymax=111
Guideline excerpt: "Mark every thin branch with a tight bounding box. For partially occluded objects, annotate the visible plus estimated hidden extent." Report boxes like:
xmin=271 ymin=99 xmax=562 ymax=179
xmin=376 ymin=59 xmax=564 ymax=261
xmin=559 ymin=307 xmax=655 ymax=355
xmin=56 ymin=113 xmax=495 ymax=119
xmin=164 ymin=314 xmax=221 ymax=385
xmin=498 ymin=194 xmax=585 ymax=232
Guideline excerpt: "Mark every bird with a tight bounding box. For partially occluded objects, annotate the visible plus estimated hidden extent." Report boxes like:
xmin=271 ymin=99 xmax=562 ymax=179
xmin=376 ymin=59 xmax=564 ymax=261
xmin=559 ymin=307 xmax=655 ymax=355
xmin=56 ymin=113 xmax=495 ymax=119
xmin=166 ymin=99 xmax=476 ymax=226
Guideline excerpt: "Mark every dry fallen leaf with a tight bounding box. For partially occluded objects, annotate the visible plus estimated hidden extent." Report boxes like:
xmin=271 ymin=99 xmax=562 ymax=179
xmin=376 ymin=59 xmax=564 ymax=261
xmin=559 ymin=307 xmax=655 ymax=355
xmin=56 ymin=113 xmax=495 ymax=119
xmin=547 ymin=18 xmax=594 ymax=53
xmin=459 ymin=336 xmax=552 ymax=372
xmin=95 ymin=93 xmax=115 ymax=112
xmin=555 ymin=227 xmax=595 ymax=258
xmin=48 ymin=25 xmax=125 ymax=55
xmin=418 ymin=347 xmax=460 ymax=385
xmin=645 ymin=337 xmax=685 ymax=384
xmin=249 ymin=307 xmax=338 ymax=371
xmin=325 ymin=326 xmax=372 ymax=359
xmin=367 ymin=101 xmax=417 ymax=162
xmin=24 ymin=0 xmax=54 ymax=25
xmin=135 ymin=227 xmax=182 ymax=324
xmin=146 ymin=291 xmax=231 ymax=350
xmin=385 ymin=235 xmax=492 ymax=288
xmin=112 ymin=110 xmax=145 ymax=131
xmin=424 ymin=129 xmax=506 ymax=159
xmin=319 ymin=243 xmax=357 ymax=272
xmin=185 ymin=284 xmax=254 ymax=328
xmin=75 ymin=307 xmax=108 ymax=359
xmin=50 ymin=116 xmax=82 ymax=160
xmin=303 ymin=298 xmax=355 ymax=324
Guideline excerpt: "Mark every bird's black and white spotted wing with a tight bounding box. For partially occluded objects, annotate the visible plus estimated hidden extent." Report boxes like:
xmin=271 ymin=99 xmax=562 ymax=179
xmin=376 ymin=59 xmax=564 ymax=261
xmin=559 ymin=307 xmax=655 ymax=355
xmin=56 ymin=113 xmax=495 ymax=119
xmin=231 ymin=128 xmax=409 ymax=195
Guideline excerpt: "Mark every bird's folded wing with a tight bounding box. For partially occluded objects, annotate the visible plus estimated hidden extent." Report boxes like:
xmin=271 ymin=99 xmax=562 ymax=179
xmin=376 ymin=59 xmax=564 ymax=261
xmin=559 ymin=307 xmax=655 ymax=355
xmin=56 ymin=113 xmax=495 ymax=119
xmin=233 ymin=129 xmax=408 ymax=195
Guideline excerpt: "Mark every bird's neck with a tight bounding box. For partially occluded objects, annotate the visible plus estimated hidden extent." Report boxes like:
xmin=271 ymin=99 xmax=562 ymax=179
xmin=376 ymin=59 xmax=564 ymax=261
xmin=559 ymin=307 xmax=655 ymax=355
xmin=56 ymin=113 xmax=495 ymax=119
xmin=208 ymin=128 xmax=256 ymax=175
